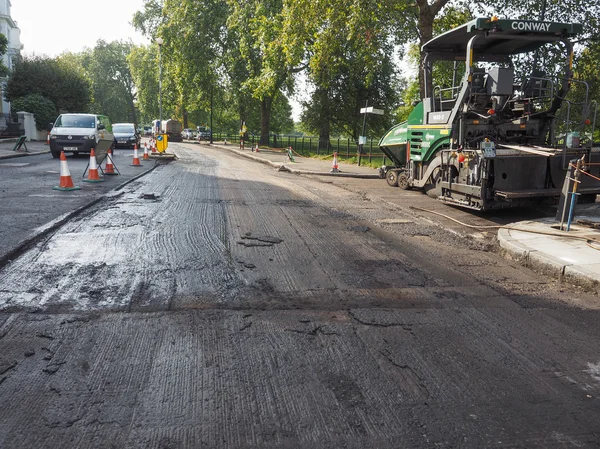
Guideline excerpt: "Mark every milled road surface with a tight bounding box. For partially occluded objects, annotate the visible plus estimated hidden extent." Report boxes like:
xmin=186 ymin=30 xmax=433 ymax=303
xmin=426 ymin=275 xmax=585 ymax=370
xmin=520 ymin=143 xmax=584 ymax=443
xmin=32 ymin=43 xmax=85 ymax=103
xmin=0 ymin=143 xmax=599 ymax=448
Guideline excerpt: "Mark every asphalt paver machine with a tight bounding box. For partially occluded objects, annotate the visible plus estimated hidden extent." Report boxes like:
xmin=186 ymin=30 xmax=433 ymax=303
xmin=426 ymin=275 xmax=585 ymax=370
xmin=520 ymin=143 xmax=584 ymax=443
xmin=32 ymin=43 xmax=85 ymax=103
xmin=379 ymin=17 xmax=600 ymax=210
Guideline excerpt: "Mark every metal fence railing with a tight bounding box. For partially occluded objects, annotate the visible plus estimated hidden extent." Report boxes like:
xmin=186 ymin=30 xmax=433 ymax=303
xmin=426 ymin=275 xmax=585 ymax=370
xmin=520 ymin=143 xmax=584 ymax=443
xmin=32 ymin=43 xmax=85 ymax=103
xmin=206 ymin=133 xmax=388 ymax=166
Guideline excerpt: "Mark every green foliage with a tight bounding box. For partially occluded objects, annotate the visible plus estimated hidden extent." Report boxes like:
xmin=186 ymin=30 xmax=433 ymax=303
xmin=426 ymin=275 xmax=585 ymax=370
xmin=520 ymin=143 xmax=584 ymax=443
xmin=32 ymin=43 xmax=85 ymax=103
xmin=225 ymin=0 xmax=291 ymax=144
xmin=5 ymin=55 xmax=91 ymax=113
xmin=283 ymin=0 xmax=405 ymax=141
xmin=10 ymin=93 xmax=57 ymax=130
xmin=80 ymin=40 xmax=138 ymax=125
xmin=128 ymin=45 xmax=159 ymax=124
xmin=270 ymin=93 xmax=295 ymax=134
xmin=573 ymin=42 xmax=600 ymax=141
xmin=0 ymin=34 xmax=10 ymax=77
xmin=395 ymin=78 xmax=419 ymax=123
xmin=124 ymin=0 xmax=598 ymax=145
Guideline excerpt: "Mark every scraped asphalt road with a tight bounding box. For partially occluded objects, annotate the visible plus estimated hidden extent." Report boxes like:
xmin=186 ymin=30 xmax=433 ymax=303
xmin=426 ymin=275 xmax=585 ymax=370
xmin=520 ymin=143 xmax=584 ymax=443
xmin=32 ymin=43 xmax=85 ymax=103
xmin=1 ymin=143 xmax=599 ymax=448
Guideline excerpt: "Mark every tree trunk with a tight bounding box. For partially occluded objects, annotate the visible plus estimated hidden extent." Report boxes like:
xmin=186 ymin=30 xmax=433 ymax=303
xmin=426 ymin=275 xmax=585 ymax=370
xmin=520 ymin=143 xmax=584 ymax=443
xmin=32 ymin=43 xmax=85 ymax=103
xmin=418 ymin=7 xmax=435 ymax=100
xmin=415 ymin=0 xmax=452 ymax=99
xmin=260 ymin=97 xmax=272 ymax=147
xmin=314 ymin=87 xmax=330 ymax=151
xmin=318 ymin=123 xmax=330 ymax=152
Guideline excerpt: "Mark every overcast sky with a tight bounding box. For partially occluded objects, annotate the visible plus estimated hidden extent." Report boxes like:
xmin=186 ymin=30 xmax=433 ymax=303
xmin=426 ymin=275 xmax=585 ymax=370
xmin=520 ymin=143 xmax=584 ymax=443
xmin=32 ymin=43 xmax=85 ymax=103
xmin=12 ymin=0 xmax=149 ymax=57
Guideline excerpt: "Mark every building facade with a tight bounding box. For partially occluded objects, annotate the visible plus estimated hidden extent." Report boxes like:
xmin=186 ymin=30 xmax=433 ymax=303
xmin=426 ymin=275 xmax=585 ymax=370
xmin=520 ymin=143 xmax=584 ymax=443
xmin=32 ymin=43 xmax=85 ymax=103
xmin=0 ymin=0 xmax=20 ymax=127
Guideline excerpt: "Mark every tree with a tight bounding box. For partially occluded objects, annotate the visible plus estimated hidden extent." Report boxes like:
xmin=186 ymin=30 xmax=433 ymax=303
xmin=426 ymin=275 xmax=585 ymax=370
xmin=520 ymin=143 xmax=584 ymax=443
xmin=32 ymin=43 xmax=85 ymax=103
xmin=10 ymin=93 xmax=56 ymax=130
xmin=282 ymin=0 xmax=403 ymax=145
xmin=133 ymin=0 xmax=231 ymax=129
xmin=573 ymin=42 xmax=600 ymax=141
xmin=5 ymin=55 xmax=91 ymax=114
xmin=81 ymin=40 xmax=139 ymax=125
xmin=0 ymin=33 xmax=11 ymax=78
xmin=128 ymin=44 xmax=159 ymax=125
xmin=226 ymin=0 xmax=293 ymax=145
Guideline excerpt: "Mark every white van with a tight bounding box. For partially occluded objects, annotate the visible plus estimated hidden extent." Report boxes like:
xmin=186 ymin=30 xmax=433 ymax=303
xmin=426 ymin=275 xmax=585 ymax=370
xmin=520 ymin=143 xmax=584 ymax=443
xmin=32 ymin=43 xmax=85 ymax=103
xmin=49 ymin=113 xmax=114 ymax=158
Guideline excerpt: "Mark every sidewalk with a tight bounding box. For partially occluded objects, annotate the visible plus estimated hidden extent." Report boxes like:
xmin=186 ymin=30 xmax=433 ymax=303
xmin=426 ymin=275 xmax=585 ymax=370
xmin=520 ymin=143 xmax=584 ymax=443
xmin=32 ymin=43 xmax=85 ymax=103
xmin=0 ymin=137 xmax=49 ymax=159
xmin=210 ymin=142 xmax=381 ymax=178
xmin=497 ymin=204 xmax=600 ymax=293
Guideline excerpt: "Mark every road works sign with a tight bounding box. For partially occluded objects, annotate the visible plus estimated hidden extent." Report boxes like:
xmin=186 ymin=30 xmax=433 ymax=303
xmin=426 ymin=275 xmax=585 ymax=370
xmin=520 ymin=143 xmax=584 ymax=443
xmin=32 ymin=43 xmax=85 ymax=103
xmin=156 ymin=133 xmax=168 ymax=152
xmin=360 ymin=107 xmax=384 ymax=115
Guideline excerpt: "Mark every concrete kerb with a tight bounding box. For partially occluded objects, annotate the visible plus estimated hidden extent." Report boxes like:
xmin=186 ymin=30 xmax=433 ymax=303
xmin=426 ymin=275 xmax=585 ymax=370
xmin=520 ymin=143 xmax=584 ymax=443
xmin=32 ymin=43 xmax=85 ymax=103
xmin=498 ymin=226 xmax=600 ymax=294
xmin=564 ymin=264 xmax=600 ymax=293
xmin=0 ymin=149 xmax=50 ymax=160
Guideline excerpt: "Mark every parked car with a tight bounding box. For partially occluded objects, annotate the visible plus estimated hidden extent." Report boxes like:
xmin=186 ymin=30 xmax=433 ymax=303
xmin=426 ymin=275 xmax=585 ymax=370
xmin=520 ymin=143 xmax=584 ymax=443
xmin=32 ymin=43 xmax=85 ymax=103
xmin=182 ymin=128 xmax=196 ymax=140
xmin=49 ymin=113 xmax=114 ymax=159
xmin=113 ymin=123 xmax=141 ymax=149
xmin=143 ymin=126 xmax=152 ymax=136
xmin=196 ymin=128 xmax=212 ymax=141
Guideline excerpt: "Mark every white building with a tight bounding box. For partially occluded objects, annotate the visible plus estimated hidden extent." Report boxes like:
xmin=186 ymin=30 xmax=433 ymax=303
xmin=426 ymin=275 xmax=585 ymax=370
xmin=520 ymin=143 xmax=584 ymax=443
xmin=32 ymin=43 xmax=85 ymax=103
xmin=0 ymin=0 xmax=20 ymax=125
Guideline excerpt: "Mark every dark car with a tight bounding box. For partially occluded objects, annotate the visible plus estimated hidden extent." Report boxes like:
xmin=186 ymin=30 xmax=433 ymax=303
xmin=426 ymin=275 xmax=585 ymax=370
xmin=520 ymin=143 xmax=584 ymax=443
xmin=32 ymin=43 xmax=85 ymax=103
xmin=113 ymin=123 xmax=141 ymax=149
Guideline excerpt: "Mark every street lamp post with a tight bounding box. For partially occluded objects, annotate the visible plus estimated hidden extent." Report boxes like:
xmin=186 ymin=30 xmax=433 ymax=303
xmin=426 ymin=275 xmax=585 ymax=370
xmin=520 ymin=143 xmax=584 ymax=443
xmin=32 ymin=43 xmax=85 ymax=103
xmin=156 ymin=37 xmax=163 ymax=125
xmin=210 ymin=89 xmax=213 ymax=145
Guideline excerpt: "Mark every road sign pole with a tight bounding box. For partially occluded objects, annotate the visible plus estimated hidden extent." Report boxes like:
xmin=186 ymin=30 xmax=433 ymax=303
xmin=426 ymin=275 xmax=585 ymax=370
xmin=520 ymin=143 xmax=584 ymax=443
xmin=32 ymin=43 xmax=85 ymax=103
xmin=357 ymin=102 xmax=384 ymax=167
xmin=359 ymin=100 xmax=368 ymax=166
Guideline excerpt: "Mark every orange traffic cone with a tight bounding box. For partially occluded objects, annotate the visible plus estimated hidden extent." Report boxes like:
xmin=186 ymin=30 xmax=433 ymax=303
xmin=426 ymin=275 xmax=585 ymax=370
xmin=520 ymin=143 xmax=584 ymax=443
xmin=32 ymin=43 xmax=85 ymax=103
xmin=151 ymin=138 xmax=157 ymax=153
xmin=331 ymin=151 xmax=340 ymax=173
xmin=83 ymin=148 xmax=105 ymax=182
xmin=131 ymin=144 xmax=143 ymax=166
xmin=45 ymin=132 xmax=50 ymax=145
xmin=143 ymin=142 xmax=150 ymax=160
xmin=104 ymin=148 xmax=118 ymax=175
xmin=255 ymin=144 xmax=260 ymax=153
xmin=53 ymin=151 xmax=81 ymax=191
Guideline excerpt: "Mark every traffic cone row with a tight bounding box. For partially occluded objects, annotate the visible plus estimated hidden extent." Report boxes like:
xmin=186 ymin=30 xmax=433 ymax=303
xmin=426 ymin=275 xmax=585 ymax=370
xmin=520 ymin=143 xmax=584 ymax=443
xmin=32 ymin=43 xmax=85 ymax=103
xmin=53 ymin=151 xmax=81 ymax=191
xmin=51 ymin=141 xmax=159 ymax=192
xmin=83 ymin=148 xmax=105 ymax=183
xmin=331 ymin=152 xmax=340 ymax=173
